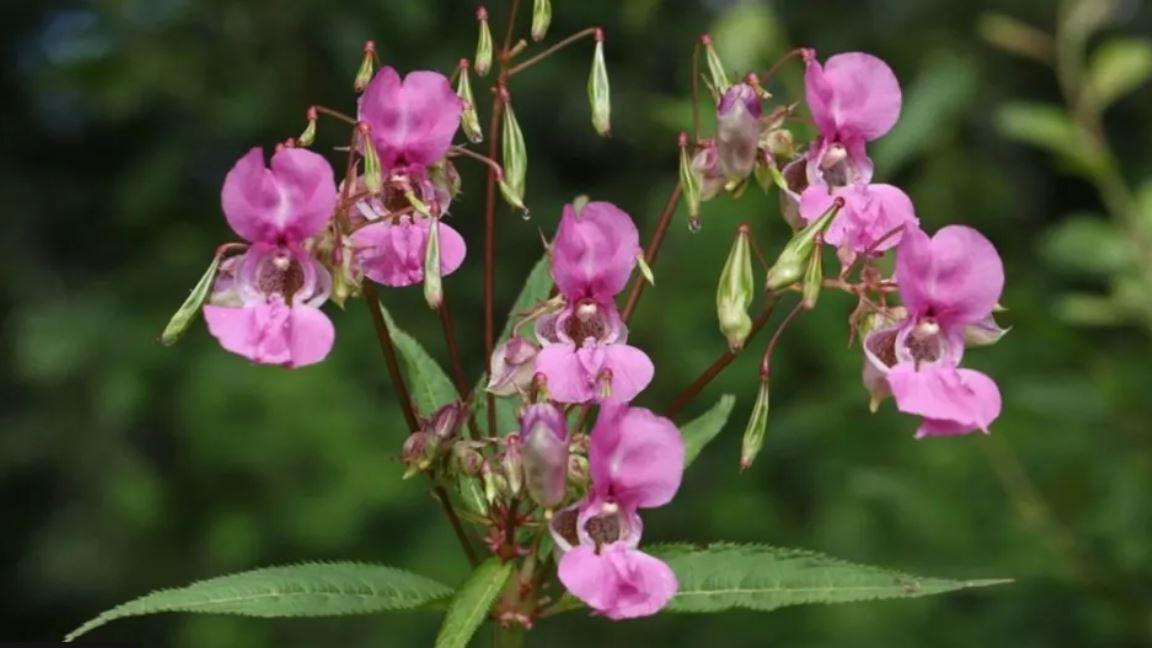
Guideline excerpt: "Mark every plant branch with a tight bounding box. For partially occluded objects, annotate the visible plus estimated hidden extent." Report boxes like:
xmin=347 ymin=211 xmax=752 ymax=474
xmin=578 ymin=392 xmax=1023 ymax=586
xmin=434 ymin=484 xmax=480 ymax=566
xmin=621 ymin=184 xmax=683 ymax=322
xmin=361 ymin=284 xmax=421 ymax=433
xmin=506 ymin=27 xmax=600 ymax=77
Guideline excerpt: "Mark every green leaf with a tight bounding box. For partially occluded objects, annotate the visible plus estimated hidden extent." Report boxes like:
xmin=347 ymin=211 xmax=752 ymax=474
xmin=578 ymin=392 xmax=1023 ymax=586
xmin=159 ymin=252 xmax=222 ymax=346
xmin=380 ymin=304 xmax=457 ymax=415
xmin=1041 ymin=213 xmax=1133 ymax=277
xmin=1090 ymin=37 xmax=1152 ymax=108
xmin=435 ymin=558 xmax=514 ymax=648
xmin=651 ymin=543 xmax=1011 ymax=613
xmin=995 ymin=102 xmax=1104 ymax=179
xmin=66 ymin=562 xmax=453 ymax=642
xmin=680 ymin=394 xmax=736 ymax=468
xmin=711 ymin=2 xmax=782 ymax=75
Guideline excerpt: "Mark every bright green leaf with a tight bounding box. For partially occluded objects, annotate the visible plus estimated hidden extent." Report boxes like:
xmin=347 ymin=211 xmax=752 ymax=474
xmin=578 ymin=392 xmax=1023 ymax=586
xmin=66 ymin=562 xmax=453 ymax=642
xmin=652 ymin=543 xmax=1011 ymax=613
xmin=995 ymin=102 xmax=1104 ymax=179
xmin=159 ymin=252 xmax=222 ymax=346
xmin=1041 ymin=213 xmax=1133 ymax=277
xmin=380 ymin=304 xmax=457 ymax=414
xmin=680 ymin=394 xmax=736 ymax=467
xmin=1090 ymin=37 xmax=1152 ymax=108
xmin=434 ymin=558 xmax=514 ymax=648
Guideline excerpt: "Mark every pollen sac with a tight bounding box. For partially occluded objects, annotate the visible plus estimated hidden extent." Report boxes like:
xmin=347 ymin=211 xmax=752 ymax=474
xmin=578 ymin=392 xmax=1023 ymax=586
xmin=739 ymin=379 xmax=770 ymax=471
xmin=716 ymin=227 xmax=755 ymax=351
xmin=531 ymin=0 xmax=552 ymax=41
xmin=587 ymin=31 xmax=612 ymax=137
xmin=474 ymin=7 xmax=494 ymax=77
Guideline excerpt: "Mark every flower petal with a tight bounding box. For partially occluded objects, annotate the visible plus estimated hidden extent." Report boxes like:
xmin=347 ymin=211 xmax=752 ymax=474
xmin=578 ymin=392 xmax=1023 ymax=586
xmin=896 ymin=225 xmax=1004 ymax=326
xmin=601 ymin=343 xmax=655 ymax=403
xmin=589 ymin=404 xmax=684 ymax=508
xmin=888 ymin=363 xmax=1001 ymax=436
xmin=535 ymin=343 xmax=596 ymax=404
xmin=558 ymin=545 xmax=678 ymax=620
xmin=352 ymin=217 xmax=465 ymax=287
xmin=358 ymin=67 xmax=461 ymax=168
xmin=551 ymin=201 xmax=640 ymax=302
xmin=805 ymin=52 xmax=902 ymax=143
xmin=203 ymin=301 xmax=333 ymax=368
xmin=221 ymin=147 xmax=336 ymax=243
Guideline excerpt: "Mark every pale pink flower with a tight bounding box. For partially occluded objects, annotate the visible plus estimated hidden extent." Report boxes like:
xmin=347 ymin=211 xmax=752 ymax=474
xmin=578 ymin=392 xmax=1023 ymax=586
xmin=358 ymin=67 xmax=462 ymax=168
xmin=799 ymin=181 xmax=918 ymax=260
xmin=350 ymin=214 xmax=466 ymax=287
xmin=203 ymin=147 xmax=337 ymax=368
xmin=715 ymin=83 xmax=762 ymax=182
xmin=551 ymin=404 xmax=683 ymax=620
xmin=520 ymin=403 xmax=569 ymax=509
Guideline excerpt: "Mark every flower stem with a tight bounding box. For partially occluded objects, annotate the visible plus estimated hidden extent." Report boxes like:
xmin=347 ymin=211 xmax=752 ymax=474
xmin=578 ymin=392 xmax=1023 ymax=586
xmin=434 ymin=484 xmax=480 ymax=567
xmin=361 ymin=283 xmax=421 ymax=433
xmin=483 ymin=90 xmax=505 ymax=438
xmin=506 ymin=27 xmax=600 ymax=77
xmin=664 ymin=292 xmax=782 ymax=418
xmin=621 ymin=184 xmax=683 ymax=322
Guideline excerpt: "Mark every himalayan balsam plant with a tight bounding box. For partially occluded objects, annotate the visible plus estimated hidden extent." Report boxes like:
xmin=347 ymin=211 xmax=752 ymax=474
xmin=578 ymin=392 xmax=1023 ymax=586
xmin=73 ymin=3 xmax=1013 ymax=645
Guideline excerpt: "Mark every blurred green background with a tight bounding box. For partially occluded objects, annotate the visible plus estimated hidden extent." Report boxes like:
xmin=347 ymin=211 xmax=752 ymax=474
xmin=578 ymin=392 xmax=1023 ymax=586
xmin=3 ymin=0 xmax=1151 ymax=645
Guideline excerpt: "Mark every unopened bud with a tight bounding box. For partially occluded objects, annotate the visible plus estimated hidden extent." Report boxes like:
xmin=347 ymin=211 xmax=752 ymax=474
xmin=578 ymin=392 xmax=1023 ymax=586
xmin=500 ymin=96 xmax=528 ymax=210
xmin=521 ymin=403 xmax=568 ymax=509
xmin=358 ymin=124 xmax=383 ymax=193
xmin=765 ymin=197 xmax=842 ymax=290
xmin=487 ymin=336 xmax=540 ymax=396
xmin=567 ymin=454 xmax=589 ymax=490
xmin=297 ymin=107 xmax=318 ymax=147
xmin=801 ymin=242 xmax=823 ymax=310
xmin=587 ymin=30 xmax=611 ymax=137
xmin=455 ymin=62 xmax=484 ymax=145
xmin=717 ymin=226 xmax=755 ymax=350
xmin=452 ymin=441 xmax=485 ymax=476
xmin=678 ymin=132 xmax=701 ymax=227
xmin=482 ymin=459 xmax=508 ymax=504
xmin=740 ymin=379 xmax=770 ymax=471
xmin=501 ymin=434 xmax=524 ymax=496
xmin=475 ymin=7 xmax=493 ymax=76
xmin=354 ymin=41 xmax=376 ymax=92
xmin=429 ymin=402 xmax=464 ymax=442
xmin=700 ymin=34 xmax=731 ymax=96
xmin=716 ymin=83 xmax=761 ymax=182
xmin=423 ymin=218 xmax=443 ymax=309
xmin=531 ymin=0 xmax=552 ymax=41
xmin=402 ymin=431 xmax=437 ymax=479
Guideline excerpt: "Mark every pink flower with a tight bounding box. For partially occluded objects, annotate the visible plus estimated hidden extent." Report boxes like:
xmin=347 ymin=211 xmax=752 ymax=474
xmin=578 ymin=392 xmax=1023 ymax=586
xmin=863 ymin=226 xmax=1005 ymax=437
xmin=536 ymin=201 xmax=653 ymax=404
xmin=350 ymin=214 xmax=466 ymax=287
xmin=521 ymin=403 xmax=569 ymax=508
xmin=204 ymin=147 xmax=337 ymax=368
xmin=803 ymin=51 xmax=902 ymax=187
xmin=715 ymin=83 xmax=762 ymax=182
xmin=358 ymin=67 xmax=462 ymax=168
xmin=799 ymin=181 xmax=918 ymax=260
xmin=551 ymin=404 xmax=683 ymax=619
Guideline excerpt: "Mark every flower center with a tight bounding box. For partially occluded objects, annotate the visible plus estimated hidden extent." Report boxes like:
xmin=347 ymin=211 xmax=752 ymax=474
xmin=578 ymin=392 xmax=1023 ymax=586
xmin=906 ymin=318 xmax=945 ymax=367
xmin=256 ymin=249 xmax=306 ymax=301
xmin=564 ymin=299 xmax=609 ymax=342
xmin=584 ymin=512 xmax=622 ymax=548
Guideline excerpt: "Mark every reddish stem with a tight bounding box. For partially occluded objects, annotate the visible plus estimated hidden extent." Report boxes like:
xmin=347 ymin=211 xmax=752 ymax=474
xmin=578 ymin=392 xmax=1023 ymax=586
xmin=621 ymin=184 xmax=683 ymax=322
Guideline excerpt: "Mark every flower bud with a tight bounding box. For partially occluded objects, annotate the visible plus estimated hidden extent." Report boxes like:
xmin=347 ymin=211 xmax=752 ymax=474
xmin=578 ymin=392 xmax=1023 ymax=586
xmin=801 ymin=243 xmax=823 ymax=310
xmin=765 ymin=197 xmax=842 ymax=290
xmin=423 ymin=217 xmax=443 ymax=309
xmin=487 ymin=335 xmax=539 ymax=396
xmin=482 ymin=459 xmax=508 ymax=504
xmin=402 ymin=431 xmax=437 ymax=479
xmin=521 ymin=403 xmax=569 ymax=509
xmin=429 ymin=402 xmax=464 ymax=442
xmin=740 ymin=379 xmax=770 ymax=471
xmin=452 ymin=441 xmax=485 ymax=476
xmin=354 ymin=41 xmax=376 ymax=93
xmin=678 ymin=133 xmax=701 ymax=229
xmin=501 ymin=434 xmax=524 ymax=496
xmin=587 ymin=30 xmax=611 ymax=137
xmin=763 ymin=128 xmax=795 ymax=159
xmin=474 ymin=7 xmax=494 ymax=76
xmin=455 ymin=60 xmax=484 ymax=144
xmin=297 ymin=106 xmax=318 ymax=147
xmin=700 ymin=34 xmax=730 ymax=96
xmin=636 ymin=252 xmax=655 ymax=286
xmin=456 ymin=475 xmax=489 ymax=516
xmin=160 ymin=251 xmax=225 ymax=346
xmin=716 ymin=226 xmax=754 ymax=351
xmin=500 ymin=97 xmax=528 ymax=211
xmin=531 ymin=0 xmax=552 ymax=41
xmin=567 ymin=454 xmax=589 ymax=491
xmin=358 ymin=124 xmax=383 ymax=193
xmin=716 ymin=83 xmax=761 ymax=182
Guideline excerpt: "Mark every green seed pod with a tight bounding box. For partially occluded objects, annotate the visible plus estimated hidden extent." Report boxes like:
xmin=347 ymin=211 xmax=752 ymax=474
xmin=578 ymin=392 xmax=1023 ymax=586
xmin=801 ymin=243 xmax=823 ymax=310
xmin=531 ymin=0 xmax=552 ymax=42
xmin=360 ymin=126 xmax=384 ymax=193
xmin=677 ymin=133 xmax=701 ymax=228
xmin=717 ymin=227 xmax=755 ymax=350
xmin=700 ymin=34 xmax=730 ymax=96
xmin=475 ymin=7 xmax=494 ymax=77
xmin=500 ymin=98 xmax=528 ymax=210
xmin=354 ymin=41 xmax=376 ymax=92
xmin=297 ymin=107 xmax=317 ymax=147
xmin=739 ymin=380 xmax=770 ymax=471
xmin=587 ymin=30 xmax=611 ymax=137
xmin=456 ymin=61 xmax=483 ymax=144
xmin=765 ymin=198 xmax=842 ymax=290
xmin=160 ymin=251 xmax=223 ymax=346
xmin=423 ymin=218 xmax=443 ymax=309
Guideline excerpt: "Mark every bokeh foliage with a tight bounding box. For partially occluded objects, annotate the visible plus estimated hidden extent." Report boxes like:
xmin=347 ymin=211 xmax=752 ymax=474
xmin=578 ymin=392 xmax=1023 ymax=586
xmin=2 ymin=0 xmax=1150 ymax=645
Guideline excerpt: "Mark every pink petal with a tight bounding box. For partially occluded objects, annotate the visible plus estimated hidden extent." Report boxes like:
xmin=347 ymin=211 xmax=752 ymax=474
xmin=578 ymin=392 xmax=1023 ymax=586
xmin=203 ymin=302 xmax=333 ymax=368
xmin=888 ymin=363 xmax=1001 ymax=436
xmin=551 ymin=201 xmax=640 ymax=302
xmin=589 ymin=404 xmax=684 ymax=509
xmin=358 ymin=67 xmax=462 ymax=168
xmin=351 ymin=217 xmax=466 ymax=287
xmin=799 ymin=183 xmax=915 ymax=254
xmin=896 ymin=225 xmax=1004 ymax=326
xmin=558 ymin=545 xmax=678 ymax=620
xmin=535 ymin=344 xmax=596 ymax=404
xmin=601 ymin=343 xmax=654 ymax=403
xmin=805 ymin=52 xmax=902 ymax=143
xmin=221 ymin=147 xmax=336 ymax=244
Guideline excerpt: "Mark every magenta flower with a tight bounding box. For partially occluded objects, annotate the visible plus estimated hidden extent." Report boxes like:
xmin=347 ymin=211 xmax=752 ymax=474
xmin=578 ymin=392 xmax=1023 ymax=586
xmin=799 ymin=181 xmax=918 ymax=260
xmin=203 ymin=147 xmax=338 ymax=367
xmin=551 ymin=404 xmax=683 ymax=619
xmin=358 ymin=67 xmax=462 ymax=168
xmin=350 ymin=214 xmax=467 ymax=287
xmin=863 ymin=225 xmax=1005 ymax=437
xmin=535 ymin=201 xmax=653 ymax=404
xmin=803 ymin=51 xmax=902 ymax=187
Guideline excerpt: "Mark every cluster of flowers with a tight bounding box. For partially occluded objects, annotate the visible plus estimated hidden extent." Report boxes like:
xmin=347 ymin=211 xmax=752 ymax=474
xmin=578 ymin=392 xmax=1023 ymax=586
xmin=186 ymin=39 xmax=1006 ymax=624
xmin=693 ymin=47 xmax=1005 ymax=438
